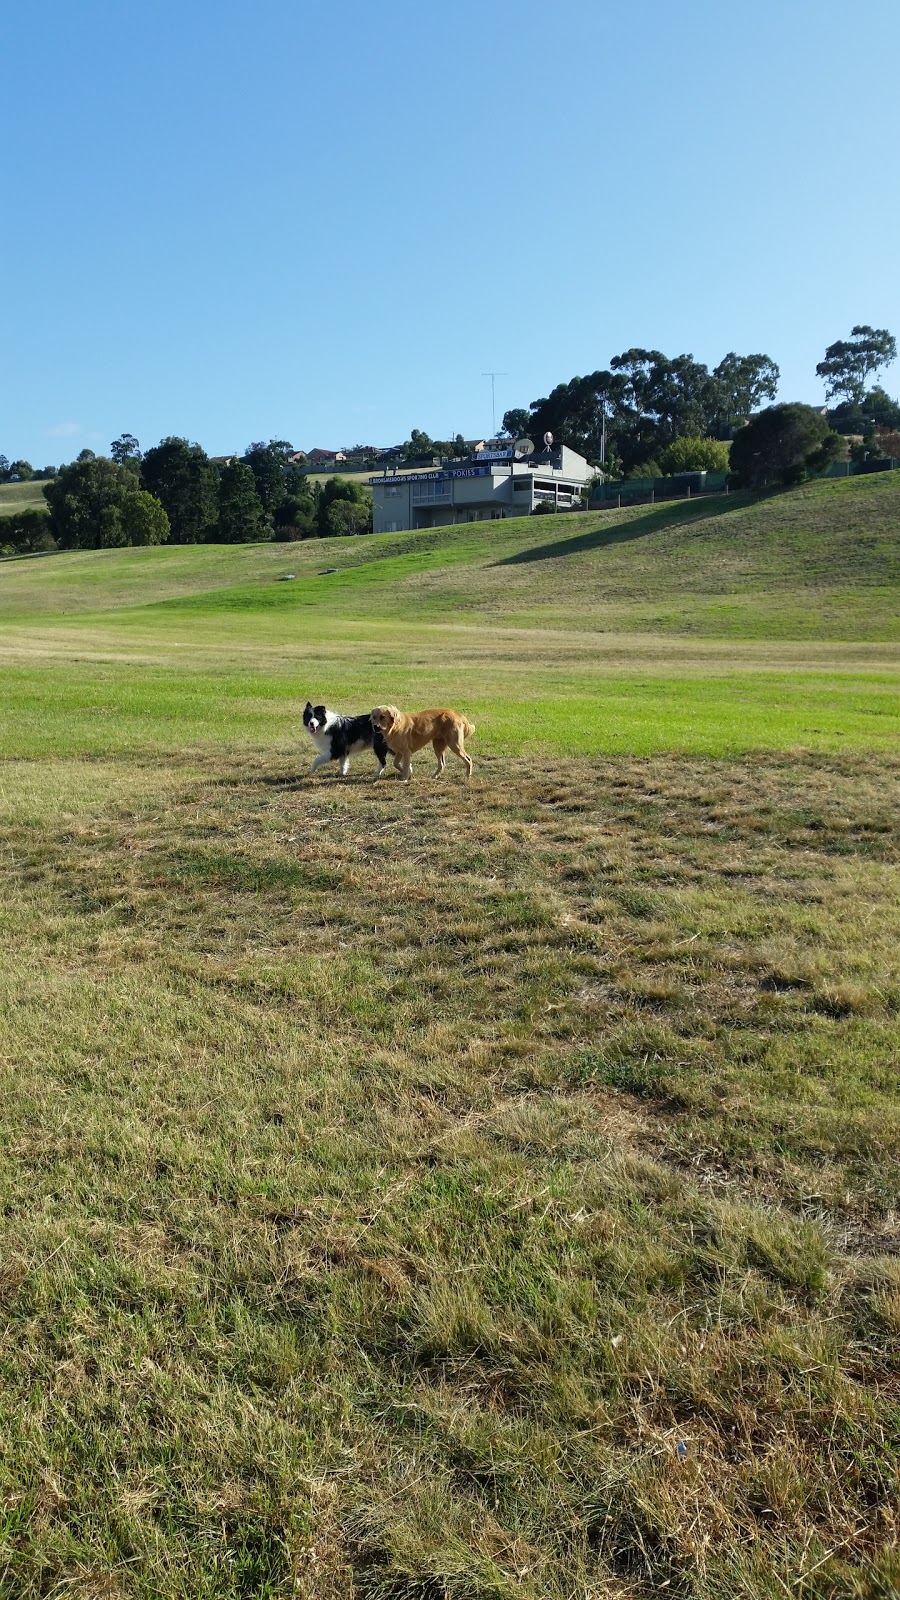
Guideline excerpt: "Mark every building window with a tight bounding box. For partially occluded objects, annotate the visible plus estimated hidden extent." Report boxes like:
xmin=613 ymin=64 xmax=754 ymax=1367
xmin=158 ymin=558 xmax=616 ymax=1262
xmin=513 ymin=478 xmax=532 ymax=491
xmin=411 ymin=483 xmax=450 ymax=503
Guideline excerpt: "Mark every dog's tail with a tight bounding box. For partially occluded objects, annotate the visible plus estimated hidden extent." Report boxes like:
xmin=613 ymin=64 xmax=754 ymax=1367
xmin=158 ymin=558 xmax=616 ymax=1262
xmin=462 ymin=717 xmax=476 ymax=740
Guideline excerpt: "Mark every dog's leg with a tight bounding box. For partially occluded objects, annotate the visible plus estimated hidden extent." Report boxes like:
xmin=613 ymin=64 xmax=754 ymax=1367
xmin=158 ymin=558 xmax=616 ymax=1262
xmin=402 ymin=756 xmax=413 ymax=783
xmin=373 ymin=760 xmax=385 ymax=781
xmin=449 ymin=736 xmax=473 ymax=783
xmin=432 ymin=740 xmax=447 ymax=778
xmin=310 ymin=753 xmax=331 ymax=774
xmin=339 ymin=757 xmax=350 ymax=778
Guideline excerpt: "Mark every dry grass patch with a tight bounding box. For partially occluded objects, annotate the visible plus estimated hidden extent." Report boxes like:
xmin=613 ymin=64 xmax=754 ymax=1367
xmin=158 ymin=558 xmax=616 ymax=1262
xmin=0 ymin=751 xmax=897 ymax=1597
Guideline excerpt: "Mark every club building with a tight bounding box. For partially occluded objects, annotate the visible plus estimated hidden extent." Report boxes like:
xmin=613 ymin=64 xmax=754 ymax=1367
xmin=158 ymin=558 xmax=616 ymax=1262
xmin=370 ymin=442 xmax=597 ymax=533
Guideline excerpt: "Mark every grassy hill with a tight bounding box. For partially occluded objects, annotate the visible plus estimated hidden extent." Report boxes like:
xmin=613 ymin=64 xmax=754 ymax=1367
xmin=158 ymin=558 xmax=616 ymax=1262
xmin=0 ymin=473 xmax=898 ymax=761
xmin=0 ymin=478 xmax=49 ymax=516
xmin=0 ymin=472 xmax=897 ymax=1595
xmin=3 ymin=471 xmax=900 ymax=640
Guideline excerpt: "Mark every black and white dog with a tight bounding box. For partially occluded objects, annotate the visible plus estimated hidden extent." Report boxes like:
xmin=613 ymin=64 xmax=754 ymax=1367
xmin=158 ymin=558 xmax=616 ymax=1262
xmin=303 ymin=701 xmax=389 ymax=779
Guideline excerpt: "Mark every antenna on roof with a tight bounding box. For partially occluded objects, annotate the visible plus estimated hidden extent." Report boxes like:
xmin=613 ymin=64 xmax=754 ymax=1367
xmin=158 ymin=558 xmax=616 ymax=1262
xmin=482 ymin=371 xmax=509 ymax=438
xmin=543 ymin=431 xmax=554 ymax=450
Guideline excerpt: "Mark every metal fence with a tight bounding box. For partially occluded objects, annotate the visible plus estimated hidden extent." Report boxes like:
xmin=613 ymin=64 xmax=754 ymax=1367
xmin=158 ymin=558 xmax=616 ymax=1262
xmin=588 ymin=460 xmax=899 ymax=509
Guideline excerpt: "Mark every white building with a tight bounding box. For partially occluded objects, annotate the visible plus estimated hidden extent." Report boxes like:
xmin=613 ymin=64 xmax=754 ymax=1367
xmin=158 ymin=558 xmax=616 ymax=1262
xmin=370 ymin=442 xmax=596 ymax=533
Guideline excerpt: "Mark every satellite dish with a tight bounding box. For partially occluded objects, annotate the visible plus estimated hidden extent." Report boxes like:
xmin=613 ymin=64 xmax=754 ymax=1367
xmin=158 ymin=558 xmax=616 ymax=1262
xmin=514 ymin=438 xmax=534 ymax=457
xmin=543 ymin=431 xmax=554 ymax=449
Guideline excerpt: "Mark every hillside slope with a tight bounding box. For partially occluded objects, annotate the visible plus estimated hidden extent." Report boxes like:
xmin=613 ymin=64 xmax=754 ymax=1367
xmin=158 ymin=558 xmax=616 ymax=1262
xmin=1 ymin=472 xmax=899 ymax=640
xmin=0 ymin=479 xmax=49 ymax=516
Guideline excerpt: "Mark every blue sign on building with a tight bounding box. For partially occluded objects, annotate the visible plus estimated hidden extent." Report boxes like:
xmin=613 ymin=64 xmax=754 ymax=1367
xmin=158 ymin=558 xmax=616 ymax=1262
xmin=369 ymin=466 xmax=491 ymax=487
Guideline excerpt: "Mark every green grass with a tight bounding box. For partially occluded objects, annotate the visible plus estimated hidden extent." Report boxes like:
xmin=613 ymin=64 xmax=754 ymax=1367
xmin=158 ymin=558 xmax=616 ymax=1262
xmin=0 ymin=479 xmax=49 ymax=517
xmin=0 ymin=473 xmax=898 ymax=1596
xmin=0 ymin=473 xmax=899 ymax=760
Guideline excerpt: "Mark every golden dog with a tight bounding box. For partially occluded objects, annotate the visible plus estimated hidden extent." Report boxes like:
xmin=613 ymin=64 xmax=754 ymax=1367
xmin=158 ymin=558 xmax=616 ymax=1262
xmin=370 ymin=705 xmax=475 ymax=782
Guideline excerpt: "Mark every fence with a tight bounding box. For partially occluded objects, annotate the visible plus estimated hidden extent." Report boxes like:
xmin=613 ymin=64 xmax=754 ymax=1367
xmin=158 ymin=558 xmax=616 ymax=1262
xmin=588 ymin=459 xmax=899 ymax=509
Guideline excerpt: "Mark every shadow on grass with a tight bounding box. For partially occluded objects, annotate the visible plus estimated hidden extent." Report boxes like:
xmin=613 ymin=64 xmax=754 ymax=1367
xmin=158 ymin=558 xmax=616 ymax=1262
xmin=494 ymin=492 xmax=760 ymax=567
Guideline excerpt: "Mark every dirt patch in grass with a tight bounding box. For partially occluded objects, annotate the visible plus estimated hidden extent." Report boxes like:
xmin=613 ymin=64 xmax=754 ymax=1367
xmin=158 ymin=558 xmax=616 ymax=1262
xmin=0 ymin=751 xmax=897 ymax=1597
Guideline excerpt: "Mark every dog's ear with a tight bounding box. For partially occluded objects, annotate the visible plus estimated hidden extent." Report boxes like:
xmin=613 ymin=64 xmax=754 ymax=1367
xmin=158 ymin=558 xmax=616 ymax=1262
xmin=304 ymin=701 xmax=312 ymax=712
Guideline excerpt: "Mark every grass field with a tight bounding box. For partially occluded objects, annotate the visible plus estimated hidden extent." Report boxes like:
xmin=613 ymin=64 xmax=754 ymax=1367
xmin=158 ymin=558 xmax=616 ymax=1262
xmin=0 ymin=476 xmax=898 ymax=1597
xmin=0 ymin=480 xmax=50 ymax=517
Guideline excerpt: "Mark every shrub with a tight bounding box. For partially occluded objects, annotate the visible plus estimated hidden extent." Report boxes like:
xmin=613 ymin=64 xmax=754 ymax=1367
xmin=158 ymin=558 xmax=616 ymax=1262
xmin=659 ymin=437 xmax=731 ymax=474
xmin=730 ymin=404 xmax=834 ymax=488
xmin=121 ymin=488 xmax=170 ymax=546
xmin=274 ymin=496 xmax=316 ymax=539
xmin=625 ymin=460 xmax=663 ymax=480
xmin=323 ymin=498 xmax=371 ymax=537
xmin=0 ymin=508 xmax=56 ymax=555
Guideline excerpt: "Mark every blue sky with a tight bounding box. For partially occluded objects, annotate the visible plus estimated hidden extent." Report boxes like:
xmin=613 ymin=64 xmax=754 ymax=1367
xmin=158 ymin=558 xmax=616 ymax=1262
xmin=3 ymin=0 xmax=899 ymax=463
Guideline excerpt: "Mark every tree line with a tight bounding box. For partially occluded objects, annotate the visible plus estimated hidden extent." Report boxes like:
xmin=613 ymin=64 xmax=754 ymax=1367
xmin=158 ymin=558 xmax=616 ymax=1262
xmin=497 ymin=326 xmax=899 ymax=484
xmin=0 ymin=437 xmax=373 ymax=556
xmin=3 ymin=325 xmax=898 ymax=556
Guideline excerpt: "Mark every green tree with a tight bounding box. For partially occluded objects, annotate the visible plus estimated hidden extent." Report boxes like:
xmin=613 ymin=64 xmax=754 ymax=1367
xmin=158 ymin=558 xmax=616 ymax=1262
xmin=0 ymin=456 xmax=9 ymax=482
xmin=525 ymin=348 xmax=782 ymax=473
xmin=316 ymin=476 xmax=371 ymax=536
xmin=659 ymin=437 xmax=731 ymax=474
xmin=266 ymin=439 xmax=296 ymax=463
xmin=140 ymin=437 xmax=219 ymax=544
xmin=1 ymin=508 xmax=55 ymax=554
xmin=217 ymin=460 xmax=267 ymax=543
xmin=243 ymin=443 xmax=287 ymax=516
xmin=323 ymin=498 xmax=371 ymax=537
xmin=828 ymin=385 xmax=900 ymax=437
xmin=121 ymin=488 xmax=169 ymax=545
xmin=273 ymin=495 xmax=317 ymax=540
xmin=729 ymin=404 xmax=834 ymax=488
xmin=709 ymin=353 xmax=780 ymax=437
xmin=43 ymin=456 xmax=169 ymax=548
xmin=528 ymin=371 xmax=626 ymax=465
xmin=501 ymin=408 xmax=531 ymax=439
xmin=401 ymin=429 xmax=435 ymax=462
xmin=816 ymin=326 xmax=897 ymax=404
xmin=10 ymin=460 xmax=34 ymax=480
xmin=110 ymin=433 xmax=142 ymax=467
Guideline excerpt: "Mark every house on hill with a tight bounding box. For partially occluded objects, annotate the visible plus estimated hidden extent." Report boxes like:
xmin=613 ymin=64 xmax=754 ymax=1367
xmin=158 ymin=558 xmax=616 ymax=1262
xmin=306 ymin=448 xmax=347 ymax=466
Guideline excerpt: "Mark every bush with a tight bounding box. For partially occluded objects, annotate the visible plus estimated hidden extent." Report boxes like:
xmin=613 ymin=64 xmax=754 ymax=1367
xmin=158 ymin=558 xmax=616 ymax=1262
xmin=317 ymin=477 xmax=371 ymax=537
xmin=625 ymin=460 xmax=663 ymax=480
xmin=274 ymin=496 xmax=316 ymax=539
xmin=659 ymin=437 xmax=731 ymax=474
xmin=0 ymin=508 xmax=56 ymax=555
xmin=323 ymin=498 xmax=371 ymax=537
xmin=531 ymin=501 xmax=559 ymax=515
xmin=121 ymin=489 xmax=170 ymax=546
xmin=730 ymin=404 xmax=834 ymax=488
